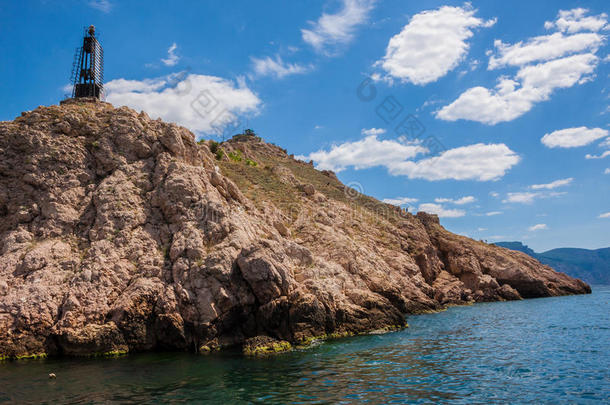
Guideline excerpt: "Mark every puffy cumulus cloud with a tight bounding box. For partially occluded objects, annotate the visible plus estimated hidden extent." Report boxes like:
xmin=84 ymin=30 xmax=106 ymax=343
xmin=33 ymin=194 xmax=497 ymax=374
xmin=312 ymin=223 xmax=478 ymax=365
xmin=105 ymin=73 xmax=261 ymax=135
xmin=361 ymin=128 xmax=386 ymax=136
xmin=516 ymin=53 xmax=598 ymax=89
xmin=436 ymin=53 xmax=599 ymax=124
xmin=298 ymin=135 xmax=520 ymax=181
xmin=545 ymin=8 xmax=608 ymax=34
xmin=530 ymin=178 xmax=573 ymax=190
xmin=438 ymin=9 xmax=606 ymax=125
xmin=382 ymin=197 xmax=418 ymax=205
xmin=541 ymin=127 xmax=608 ymax=148
xmin=300 ymin=138 xmax=520 ymax=181
xmin=503 ymin=191 xmax=566 ymax=204
xmin=297 ymin=135 xmax=426 ymax=172
xmin=250 ymin=55 xmax=311 ymax=79
xmin=388 ymin=143 xmax=520 ymax=181
xmin=375 ymin=5 xmax=495 ymax=85
xmin=434 ymin=196 xmax=476 ymax=205
xmin=600 ymin=212 xmax=610 ymax=218
xmin=301 ymin=0 xmax=376 ymax=55
xmin=418 ymin=203 xmax=466 ymax=218
xmin=488 ymin=32 xmax=604 ymax=69
xmin=161 ymin=43 xmax=179 ymax=67
xmin=528 ymin=223 xmax=548 ymax=231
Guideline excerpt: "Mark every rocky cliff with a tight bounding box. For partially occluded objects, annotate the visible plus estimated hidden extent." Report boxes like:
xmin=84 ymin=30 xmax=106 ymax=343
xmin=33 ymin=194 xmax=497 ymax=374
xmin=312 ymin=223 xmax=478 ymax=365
xmin=0 ymin=99 xmax=590 ymax=359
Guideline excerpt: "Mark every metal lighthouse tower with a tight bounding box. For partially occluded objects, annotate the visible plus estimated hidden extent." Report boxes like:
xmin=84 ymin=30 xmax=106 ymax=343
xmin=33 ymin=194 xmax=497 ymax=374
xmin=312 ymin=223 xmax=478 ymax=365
xmin=70 ymin=25 xmax=104 ymax=99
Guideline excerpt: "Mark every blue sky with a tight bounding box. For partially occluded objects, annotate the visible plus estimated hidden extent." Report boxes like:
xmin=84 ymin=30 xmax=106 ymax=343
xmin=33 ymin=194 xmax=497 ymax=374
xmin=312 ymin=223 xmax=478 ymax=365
xmin=1 ymin=0 xmax=609 ymax=251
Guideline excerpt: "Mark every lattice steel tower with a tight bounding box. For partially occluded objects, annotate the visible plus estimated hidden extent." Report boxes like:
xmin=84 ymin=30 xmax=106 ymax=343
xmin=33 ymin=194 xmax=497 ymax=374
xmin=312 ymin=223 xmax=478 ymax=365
xmin=70 ymin=25 xmax=104 ymax=99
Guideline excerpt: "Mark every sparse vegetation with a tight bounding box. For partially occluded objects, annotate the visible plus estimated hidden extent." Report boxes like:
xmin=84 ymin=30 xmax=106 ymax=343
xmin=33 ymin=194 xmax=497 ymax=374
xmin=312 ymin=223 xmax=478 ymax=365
xmin=208 ymin=140 xmax=219 ymax=153
xmin=228 ymin=150 xmax=242 ymax=162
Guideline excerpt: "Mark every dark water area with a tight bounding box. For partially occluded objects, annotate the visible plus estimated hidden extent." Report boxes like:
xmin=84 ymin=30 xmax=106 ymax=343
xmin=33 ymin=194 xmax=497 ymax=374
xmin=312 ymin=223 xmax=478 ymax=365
xmin=1 ymin=286 xmax=608 ymax=404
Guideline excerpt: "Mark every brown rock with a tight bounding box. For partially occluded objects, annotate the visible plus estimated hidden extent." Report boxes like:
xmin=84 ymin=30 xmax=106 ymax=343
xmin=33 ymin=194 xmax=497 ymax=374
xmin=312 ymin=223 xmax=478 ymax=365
xmin=302 ymin=184 xmax=315 ymax=196
xmin=498 ymin=284 xmax=522 ymax=301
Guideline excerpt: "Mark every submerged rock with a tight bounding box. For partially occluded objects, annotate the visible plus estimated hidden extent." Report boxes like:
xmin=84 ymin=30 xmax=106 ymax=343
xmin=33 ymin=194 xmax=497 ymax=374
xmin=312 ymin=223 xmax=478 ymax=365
xmin=0 ymin=100 xmax=590 ymax=358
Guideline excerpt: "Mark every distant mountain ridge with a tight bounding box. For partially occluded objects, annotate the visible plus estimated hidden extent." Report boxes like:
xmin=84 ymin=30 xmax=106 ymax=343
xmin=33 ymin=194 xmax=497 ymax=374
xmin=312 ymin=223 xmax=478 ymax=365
xmin=494 ymin=242 xmax=610 ymax=285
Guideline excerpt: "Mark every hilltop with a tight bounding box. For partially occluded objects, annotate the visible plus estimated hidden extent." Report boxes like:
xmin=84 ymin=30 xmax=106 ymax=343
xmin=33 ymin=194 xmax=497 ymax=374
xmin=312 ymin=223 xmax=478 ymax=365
xmin=0 ymin=99 xmax=589 ymax=359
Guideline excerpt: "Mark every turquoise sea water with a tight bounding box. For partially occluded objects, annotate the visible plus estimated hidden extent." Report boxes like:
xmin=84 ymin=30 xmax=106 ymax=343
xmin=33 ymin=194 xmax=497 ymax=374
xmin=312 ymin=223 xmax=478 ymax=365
xmin=1 ymin=286 xmax=608 ymax=404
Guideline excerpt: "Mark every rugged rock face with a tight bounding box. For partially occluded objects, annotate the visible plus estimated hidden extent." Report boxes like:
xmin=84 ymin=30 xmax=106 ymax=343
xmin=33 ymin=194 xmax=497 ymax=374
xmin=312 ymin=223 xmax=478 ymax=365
xmin=0 ymin=100 xmax=590 ymax=358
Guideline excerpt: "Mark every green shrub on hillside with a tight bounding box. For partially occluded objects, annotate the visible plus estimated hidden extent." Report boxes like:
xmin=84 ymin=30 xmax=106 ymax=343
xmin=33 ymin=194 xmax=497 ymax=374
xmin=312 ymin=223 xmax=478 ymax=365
xmin=228 ymin=150 xmax=243 ymax=162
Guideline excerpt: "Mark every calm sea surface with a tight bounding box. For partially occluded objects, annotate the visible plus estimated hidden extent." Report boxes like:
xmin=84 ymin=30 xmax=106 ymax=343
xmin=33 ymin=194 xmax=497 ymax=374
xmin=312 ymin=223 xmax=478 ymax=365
xmin=1 ymin=286 xmax=608 ymax=404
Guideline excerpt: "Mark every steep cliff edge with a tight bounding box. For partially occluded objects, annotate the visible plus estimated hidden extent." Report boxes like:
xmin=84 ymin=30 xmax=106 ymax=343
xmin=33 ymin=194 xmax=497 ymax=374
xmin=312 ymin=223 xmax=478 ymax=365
xmin=0 ymin=100 xmax=590 ymax=358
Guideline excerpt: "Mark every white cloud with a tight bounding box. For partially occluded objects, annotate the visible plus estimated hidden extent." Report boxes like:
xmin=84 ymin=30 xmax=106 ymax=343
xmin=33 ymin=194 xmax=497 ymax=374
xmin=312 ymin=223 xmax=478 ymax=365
xmin=599 ymin=212 xmax=610 ymax=218
xmin=528 ymin=223 xmax=548 ymax=231
xmin=437 ymin=53 xmax=599 ymax=125
xmin=504 ymin=192 xmax=539 ymax=204
xmin=298 ymin=135 xmax=425 ymax=172
xmin=605 ymin=168 xmax=610 ymax=174
xmin=478 ymin=227 xmax=488 ymax=231
xmin=161 ymin=43 xmax=179 ymax=67
xmin=299 ymin=138 xmax=519 ymax=181
xmin=488 ymin=32 xmax=604 ymax=69
xmin=105 ymin=73 xmax=261 ymax=135
xmin=301 ymin=0 xmax=376 ymax=55
xmin=541 ymin=126 xmax=608 ymax=148
xmin=485 ymin=211 xmax=503 ymax=216
xmin=250 ymin=55 xmax=311 ymax=79
xmin=489 ymin=191 xmax=500 ymax=198
xmin=418 ymin=203 xmax=466 ymax=218
xmin=387 ymin=143 xmax=520 ymax=181
xmin=503 ymin=191 xmax=566 ymax=204
xmin=89 ymin=0 xmax=112 ymax=13
xmin=361 ymin=128 xmax=386 ymax=136
xmin=599 ymin=137 xmax=610 ymax=148
xmin=438 ymin=8 xmax=606 ymax=125
xmin=545 ymin=8 xmax=608 ymax=34
xmin=383 ymin=197 xmax=418 ymax=206
xmin=434 ymin=196 xmax=476 ymax=205
xmin=375 ymin=5 xmax=495 ymax=85
xmin=530 ymin=177 xmax=573 ymax=190
xmin=585 ymin=150 xmax=610 ymax=159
